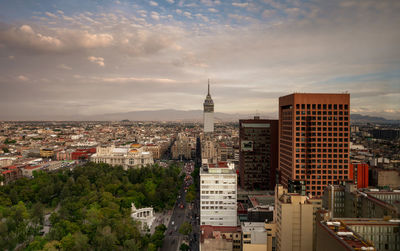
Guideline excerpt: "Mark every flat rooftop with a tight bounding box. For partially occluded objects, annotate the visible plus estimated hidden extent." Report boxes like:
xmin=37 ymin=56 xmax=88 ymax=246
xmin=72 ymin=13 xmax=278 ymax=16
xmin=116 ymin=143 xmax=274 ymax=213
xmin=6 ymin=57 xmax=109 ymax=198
xmin=241 ymin=222 xmax=266 ymax=232
xmin=337 ymin=218 xmax=400 ymax=226
xmin=248 ymin=195 xmax=274 ymax=207
xmin=200 ymin=162 xmax=236 ymax=175
xmin=200 ymin=167 xmax=236 ymax=175
xmin=320 ymin=221 xmax=375 ymax=250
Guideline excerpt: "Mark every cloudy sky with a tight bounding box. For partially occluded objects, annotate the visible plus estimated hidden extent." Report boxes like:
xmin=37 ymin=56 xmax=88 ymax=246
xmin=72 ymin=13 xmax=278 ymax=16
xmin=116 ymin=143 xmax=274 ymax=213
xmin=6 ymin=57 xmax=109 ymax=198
xmin=0 ymin=0 xmax=399 ymax=120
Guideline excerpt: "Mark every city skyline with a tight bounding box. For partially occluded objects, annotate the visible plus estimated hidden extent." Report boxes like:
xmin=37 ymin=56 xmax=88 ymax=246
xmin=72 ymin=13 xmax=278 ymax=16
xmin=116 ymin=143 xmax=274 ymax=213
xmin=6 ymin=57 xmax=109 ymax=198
xmin=0 ymin=0 xmax=399 ymax=120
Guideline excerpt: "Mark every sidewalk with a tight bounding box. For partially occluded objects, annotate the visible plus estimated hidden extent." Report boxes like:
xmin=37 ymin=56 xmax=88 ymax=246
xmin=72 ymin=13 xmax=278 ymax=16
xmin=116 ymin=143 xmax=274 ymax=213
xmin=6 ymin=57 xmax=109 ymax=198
xmin=149 ymin=209 xmax=173 ymax=234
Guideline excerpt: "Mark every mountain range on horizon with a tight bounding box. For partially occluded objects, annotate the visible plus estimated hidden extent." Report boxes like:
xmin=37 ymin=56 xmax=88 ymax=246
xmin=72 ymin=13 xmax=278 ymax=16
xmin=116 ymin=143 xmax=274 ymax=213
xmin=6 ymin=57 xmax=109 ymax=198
xmin=1 ymin=109 xmax=399 ymax=124
xmin=96 ymin=109 xmax=276 ymax=122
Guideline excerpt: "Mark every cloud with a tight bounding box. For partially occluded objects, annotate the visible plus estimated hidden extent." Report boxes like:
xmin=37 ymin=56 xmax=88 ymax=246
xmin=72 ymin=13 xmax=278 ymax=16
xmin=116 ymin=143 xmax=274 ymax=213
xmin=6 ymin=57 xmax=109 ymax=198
xmin=0 ymin=25 xmax=113 ymax=53
xmin=285 ymin=7 xmax=300 ymax=17
xmin=8 ymin=55 xmax=14 ymax=60
xmin=88 ymin=56 xmax=105 ymax=67
xmin=149 ymin=1 xmax=158 ymax=6
xmin=166 ymin=0 xmax=174 ymax=3
xmin=17 ymin=75 xmax=29 ymax=81
xmin=195 ymin=14 xmax=209 ymax=22
xmin=62 ymin=15 xmax=74 ymax=22
xmin=138 ymin=10 xmax=147 ymax=17
xmin=172 ymin=52 xmax=209 ymax=68
xmin=383 ymin=109 xmax=400 ymax=114
xmin=57 ymin=64 xmax=72 ymax=70
xmin=262 ymin=9 xmax=276 ymax=18
xmin=45 ymin=12 xmax=58 ymax=18
xmin=0 ymin=25 xmax=63 ymax=51
xmin=20 ymin=25 xmax=34 ymax=34
xmin=151 ymin=11 xmax=160 ymax=20
xmin=228 ymin=14 xmax=250 ymax=21
xmin=183 ymin=11 xmax=192 ymax=19
xmin=263 ymin=0 xmax=284 ymax=9
xmin=201 ymin=0 xmax=221 ymax=6
xmin=0 ymin=1 xmax=399 ymax=119
xmin=95 ymin=76 xmax=176 ymax=83
xmin=68 ymin=31 xmax=113 ymax=49
xmin=117 ymin=29 xmax=177 ymax=56
xmin=232 ymin=2 xmax=248 ymax=8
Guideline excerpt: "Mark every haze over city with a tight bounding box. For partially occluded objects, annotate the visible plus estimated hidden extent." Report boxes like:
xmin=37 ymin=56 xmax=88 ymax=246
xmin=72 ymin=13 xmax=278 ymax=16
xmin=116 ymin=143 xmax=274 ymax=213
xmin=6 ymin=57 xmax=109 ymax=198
xmin=0 ymin=0 xmax=399 ymax=120
xmin=1 ymin=2 xmax=400 ymax=250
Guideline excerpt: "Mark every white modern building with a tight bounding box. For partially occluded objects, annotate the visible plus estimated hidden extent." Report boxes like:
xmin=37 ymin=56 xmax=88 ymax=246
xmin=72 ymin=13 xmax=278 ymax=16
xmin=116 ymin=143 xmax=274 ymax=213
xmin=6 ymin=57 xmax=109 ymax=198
xmin=91 ymin=144 xmax=153 ymax=170
xmin=203 ymin=82 xmax=214 ymax=133
xmin=200 ymin=162 xmax=237 ymax=227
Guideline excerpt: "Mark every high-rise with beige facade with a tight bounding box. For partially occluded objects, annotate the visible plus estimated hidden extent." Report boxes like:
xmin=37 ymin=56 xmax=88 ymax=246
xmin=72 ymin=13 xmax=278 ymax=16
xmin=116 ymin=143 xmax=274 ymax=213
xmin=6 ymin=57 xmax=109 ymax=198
xmin=279 ymin=93 xmax=350 ymax=196
xmin=275 ymin=184 xmax=322 ymax=251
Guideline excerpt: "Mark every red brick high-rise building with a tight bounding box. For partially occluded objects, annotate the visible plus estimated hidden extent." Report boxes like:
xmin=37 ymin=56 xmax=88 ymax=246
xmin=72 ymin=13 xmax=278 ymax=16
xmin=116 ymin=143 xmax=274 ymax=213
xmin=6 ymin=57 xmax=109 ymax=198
xmin=279 ymin=93 xmax=350 ymax=196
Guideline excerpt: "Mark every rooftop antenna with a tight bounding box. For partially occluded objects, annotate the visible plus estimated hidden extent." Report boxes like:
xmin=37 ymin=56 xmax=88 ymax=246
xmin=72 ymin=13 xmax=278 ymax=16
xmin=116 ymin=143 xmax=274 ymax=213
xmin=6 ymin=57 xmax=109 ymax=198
xmin=208 ymin=79 xmax=210 ymax=95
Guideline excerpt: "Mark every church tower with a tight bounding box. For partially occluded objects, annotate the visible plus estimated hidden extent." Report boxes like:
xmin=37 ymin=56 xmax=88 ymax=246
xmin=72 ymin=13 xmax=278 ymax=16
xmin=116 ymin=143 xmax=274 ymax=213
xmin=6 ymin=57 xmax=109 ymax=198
xmin=203 ymin=80 xmax=214 ymax=133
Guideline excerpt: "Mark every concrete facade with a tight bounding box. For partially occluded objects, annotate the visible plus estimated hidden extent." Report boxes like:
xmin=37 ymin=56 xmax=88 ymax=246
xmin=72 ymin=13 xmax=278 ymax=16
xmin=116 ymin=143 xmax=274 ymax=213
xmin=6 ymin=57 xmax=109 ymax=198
xmin=342 ymin=218 xmax=400 ymax=251
xmin=204 ymin=112 xmax=214 ymax=133
xmin=265 ymin=222 xmax=277 ymax=251
xmin=200 ymin=225 xmax=240 ymax=251
xmin=171 ymin=133 xmax=195 ymax=160
xmin=275 ymin=184 xmax=322 ymax=251
xmin=201 ymin=136 xmax=218 ymax=164
xmin=322 ymin=184 xmax=400 ymax=219
xmin=370 ymin=168 xmax=400 ymax=189
xmin=200 ymin=162 xmax=237 ymax=227
xmin=241 ymin=222 xmax=267 ymax=251
xmin=316 ymin=220 xmax=375 ymax=251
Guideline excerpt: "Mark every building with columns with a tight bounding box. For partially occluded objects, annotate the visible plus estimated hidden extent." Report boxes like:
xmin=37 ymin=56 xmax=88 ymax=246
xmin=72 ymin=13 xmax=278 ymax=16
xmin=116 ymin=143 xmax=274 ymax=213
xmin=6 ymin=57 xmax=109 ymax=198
xmin=91 ymin=144 xmax=153 ymax=170
xmin=131 ymin=203 xmax=156 ymax=231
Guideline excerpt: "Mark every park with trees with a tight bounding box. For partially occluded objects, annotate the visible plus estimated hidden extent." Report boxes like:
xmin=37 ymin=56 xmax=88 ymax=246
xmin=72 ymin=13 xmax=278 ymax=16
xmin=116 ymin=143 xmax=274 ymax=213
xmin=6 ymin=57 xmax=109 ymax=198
xmin=0 ymin=162 xmax=183 ymax=250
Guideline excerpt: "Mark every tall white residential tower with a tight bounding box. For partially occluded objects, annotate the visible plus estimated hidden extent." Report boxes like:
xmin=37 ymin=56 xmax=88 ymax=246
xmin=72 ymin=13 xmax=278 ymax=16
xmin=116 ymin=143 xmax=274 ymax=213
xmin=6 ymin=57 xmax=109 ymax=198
xmin=200 ymin=162 xmax=237 ymax=226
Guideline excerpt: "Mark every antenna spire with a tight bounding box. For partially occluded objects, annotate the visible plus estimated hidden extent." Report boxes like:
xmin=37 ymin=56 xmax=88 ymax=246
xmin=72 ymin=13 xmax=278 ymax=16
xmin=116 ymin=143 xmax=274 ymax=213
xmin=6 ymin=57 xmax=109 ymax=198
xmin=208 ymin=79 xmax=210 ymax=95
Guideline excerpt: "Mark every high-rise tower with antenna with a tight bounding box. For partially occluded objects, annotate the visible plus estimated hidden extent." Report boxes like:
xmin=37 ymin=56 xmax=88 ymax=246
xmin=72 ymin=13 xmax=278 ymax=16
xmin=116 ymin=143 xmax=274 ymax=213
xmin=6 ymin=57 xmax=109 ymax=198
xmin=203 ymin=80 xmax=214 ymax=133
